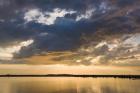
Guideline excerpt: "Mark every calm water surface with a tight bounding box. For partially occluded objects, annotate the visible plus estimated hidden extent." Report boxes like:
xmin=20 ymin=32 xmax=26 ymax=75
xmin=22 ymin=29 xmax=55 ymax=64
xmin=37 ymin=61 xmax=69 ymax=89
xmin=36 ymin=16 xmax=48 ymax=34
xmin=0 ymin=77 xmax=139 ymax=93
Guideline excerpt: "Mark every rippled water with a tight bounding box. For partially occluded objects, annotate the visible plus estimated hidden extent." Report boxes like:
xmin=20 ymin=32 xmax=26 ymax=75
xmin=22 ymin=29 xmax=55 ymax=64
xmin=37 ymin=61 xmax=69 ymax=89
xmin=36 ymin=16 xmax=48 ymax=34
xmin=0 ymin=77 xmax=139 ymax=93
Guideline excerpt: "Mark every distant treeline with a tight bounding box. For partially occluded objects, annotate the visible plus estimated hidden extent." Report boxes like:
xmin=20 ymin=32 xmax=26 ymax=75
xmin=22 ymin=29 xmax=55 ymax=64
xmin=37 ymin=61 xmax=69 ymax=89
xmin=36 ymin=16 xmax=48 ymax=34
xmin=0 ymin=74 xmax=140 ymax=79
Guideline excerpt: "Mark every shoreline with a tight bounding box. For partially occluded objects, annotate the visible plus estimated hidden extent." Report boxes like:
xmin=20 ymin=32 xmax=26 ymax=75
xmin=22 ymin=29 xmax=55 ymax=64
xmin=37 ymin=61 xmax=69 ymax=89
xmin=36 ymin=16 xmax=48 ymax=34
xmin=0 ymin=74 xmax=140 ymax=79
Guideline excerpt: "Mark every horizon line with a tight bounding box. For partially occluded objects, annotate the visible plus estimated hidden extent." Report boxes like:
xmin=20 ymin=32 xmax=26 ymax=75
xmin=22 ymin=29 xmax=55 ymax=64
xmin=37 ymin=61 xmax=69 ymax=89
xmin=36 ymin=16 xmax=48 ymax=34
xmin=0 ymin=74 xmax=140 ymax=79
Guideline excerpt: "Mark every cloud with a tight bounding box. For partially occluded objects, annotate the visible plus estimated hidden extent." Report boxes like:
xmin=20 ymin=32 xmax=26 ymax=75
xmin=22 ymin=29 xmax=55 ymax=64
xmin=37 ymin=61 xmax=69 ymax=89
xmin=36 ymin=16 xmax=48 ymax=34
xmin=76 ymin=9 xmax=96 ymax=21
xmin=0 ymin=0 xmax=140 ymax=66
xmin=72 ymin=33 xmax=140 ymax=65
xmin=24 ymin=8 xmax=76 ymax=25
xmin=0 ymin=39 xmax=34 ymax=60
xmin=123 ymin=34 xmax=140 ymax=46
xmin=0 ymin=0 xmax=10 ymax=7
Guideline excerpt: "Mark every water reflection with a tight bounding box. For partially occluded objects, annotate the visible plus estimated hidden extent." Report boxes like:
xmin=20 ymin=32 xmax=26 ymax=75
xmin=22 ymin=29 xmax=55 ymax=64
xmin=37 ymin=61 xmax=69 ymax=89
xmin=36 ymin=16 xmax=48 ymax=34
xmin=0 ymin=77 xmax=139 ymax=93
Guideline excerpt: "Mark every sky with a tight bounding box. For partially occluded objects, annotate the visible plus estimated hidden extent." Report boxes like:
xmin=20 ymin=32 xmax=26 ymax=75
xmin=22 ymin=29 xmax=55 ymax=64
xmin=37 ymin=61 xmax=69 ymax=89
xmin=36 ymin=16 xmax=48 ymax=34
xmin=0 ymin=0 xmax=140 ymax=66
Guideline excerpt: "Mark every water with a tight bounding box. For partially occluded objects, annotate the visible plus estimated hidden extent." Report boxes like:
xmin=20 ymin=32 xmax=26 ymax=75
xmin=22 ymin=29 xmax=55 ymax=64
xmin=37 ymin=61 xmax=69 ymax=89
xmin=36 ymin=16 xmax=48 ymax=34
xmin=0 ymin=77 xmax=139 ymax=93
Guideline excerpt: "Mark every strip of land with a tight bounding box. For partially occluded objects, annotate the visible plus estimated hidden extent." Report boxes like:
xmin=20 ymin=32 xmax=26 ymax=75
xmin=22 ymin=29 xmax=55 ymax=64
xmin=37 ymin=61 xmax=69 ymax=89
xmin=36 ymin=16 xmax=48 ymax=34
xmin=0 ymin=74 xmax=140 ymax=79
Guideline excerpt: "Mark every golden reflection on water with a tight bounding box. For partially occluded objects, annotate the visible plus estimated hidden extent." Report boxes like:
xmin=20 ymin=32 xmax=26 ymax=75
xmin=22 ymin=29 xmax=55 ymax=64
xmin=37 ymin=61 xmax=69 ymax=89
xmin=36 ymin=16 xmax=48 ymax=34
xmin=0 ymin=77 xmax=139 ymax=93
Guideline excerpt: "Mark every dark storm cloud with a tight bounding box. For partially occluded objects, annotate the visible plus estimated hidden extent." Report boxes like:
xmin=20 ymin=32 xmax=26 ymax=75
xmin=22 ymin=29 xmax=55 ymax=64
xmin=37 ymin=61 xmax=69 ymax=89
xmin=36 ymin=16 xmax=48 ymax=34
xmin=0 ymin=0 xmax=140 ymax=58
xmin=0 ymin=19 xmax=37 ymax=46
